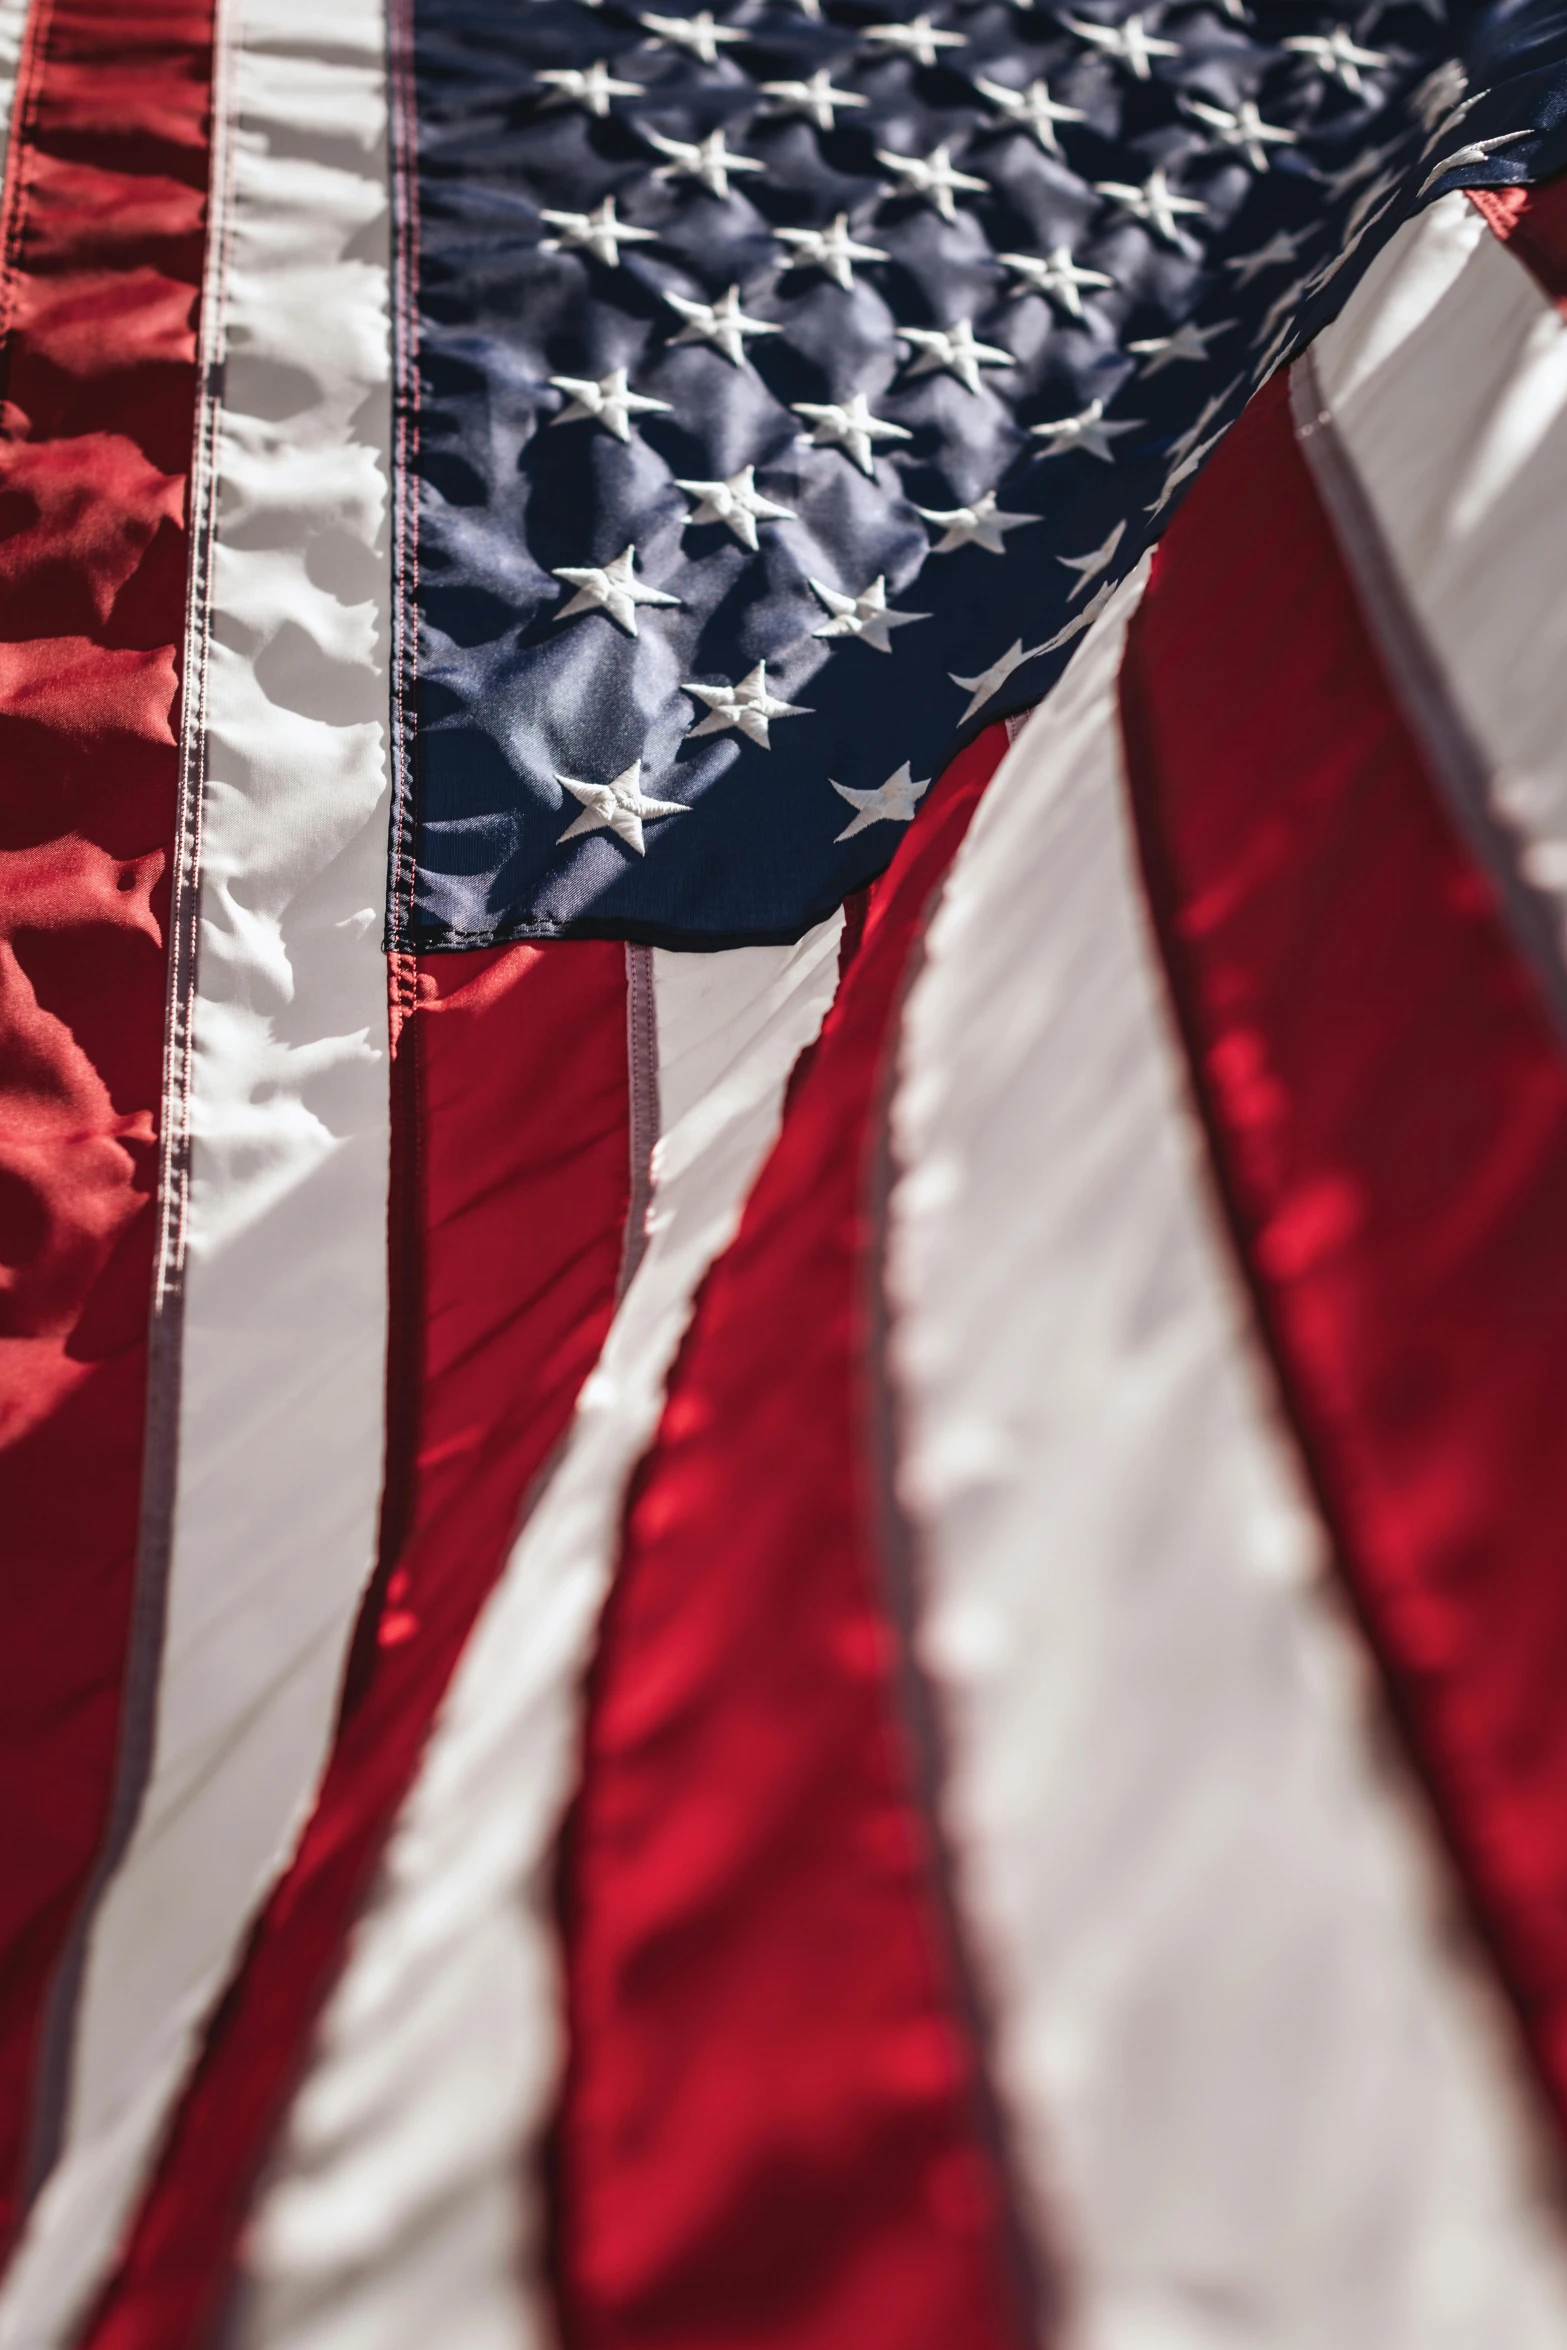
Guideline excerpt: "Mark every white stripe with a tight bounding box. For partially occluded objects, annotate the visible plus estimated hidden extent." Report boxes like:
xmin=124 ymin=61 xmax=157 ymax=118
xmin=886 ymin=565 xmax=1567 ymax=2347
xmin=0 ymin=0 xmax=30 ymax=187
xmin=228 ymin=922 xmax=844 ymax=2350
xmin=0 ymin=5 xmax=393 ymax=2342
xmin=1310 ymin=194 xmax=1567 ymax=950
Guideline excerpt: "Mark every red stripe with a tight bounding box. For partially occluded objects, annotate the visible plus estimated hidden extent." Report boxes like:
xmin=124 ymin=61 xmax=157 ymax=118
xmin=1468 ymin=172 xmax=1567 ymax=308
xmin=0 ymin=0 xmax=213 ymax=2255
xmin=553 ymin=729 xmax=1038 ymax=2350
xmin=1121 ymin=368 xmax=1567 ymax=2132
xmin=82 ymin=940 xmax=632 ymax=2350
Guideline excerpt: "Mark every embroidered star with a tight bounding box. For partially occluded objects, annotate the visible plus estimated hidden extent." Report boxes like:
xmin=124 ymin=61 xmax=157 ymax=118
xmin=832 ymin=760 xmax=932 ymax=841
xmin=1146 ymin=426 xmax=1225 ymax=516
xmin=1126 ymin=318 xmax=1232 ymax=376
xmin=639 ymin=7 xmax=746 ymax=60
xmin=552 ymin=544 xmax=682 ymax=636
xmin=1317 ymin=136 xmax=1406 ymax=195
xmin=949 ymin=636 xmax=1045 ymax=724
xmin=646 ymin=127 xmax=764 ymax=197
xmin=761 ymin=68 xmax=868 ymax=131
xmin=1167 ymin=378 xmax=1239 ymax=463
xmin=1031 ymin=396 xmax=1142 ymax=462
xmin=863 ymin=13 xmax=966 ymax=65
xmin=900 ymin=318 xmax=1014 ymax=394
xmin=999 ymin=243 xmax=1114 ymax=317
xmin=1057 ymin=515 xmax=1125 ymax=597
xmin=536 ymin=58 xmax=645 ymax=115
xmin=1222 ymin=225 xmax=1310 ymax=285
xmin=915 ymin=489 xmax=1038 ymax=554
xmin=775 ymin=213 xmax=889 ymax=289
xmin=541 ymin=197 xmax=656 ymax=268
xmin=676 ymin=464 xmax=796 ymax=548
xmin=548 ymin=366 xmax=672 ymax=441
xmin=1034 ymin=576 xmax=1115 ymax=651
xmin=1062 ymin=10 xmax=1180 ymax=79
xmin=1253 ymin=272 xmax=1312 ymax=349
xmin=1417 ymin=127 xmax=1533 ymax=198
xmin=1182 ymin=95 xmax=1297 ymax=170
xmin=1282 ymin=27 xmax=1389 ymax=96
xmin=1095 ymin=168 xmax=1205 ymax=244
xmin=684 ymin=662 xmax=811 ymax=745
xmin=793 ymin=392 xmax=912 ymax=475
xmin=973 ymin=74 xmax=1085 ymax=155
xmin=1411 ymin=59 xmax=1467 ymax=134
xmin=810 ymin=574 xmax=928 ymax=651
xmin=556 ymin=760 xmax=687 ymax=855
xmin=876 ymin=143 xmax=988 ymax=221
xmin=664 ymin=284 xmax=781 ymax=365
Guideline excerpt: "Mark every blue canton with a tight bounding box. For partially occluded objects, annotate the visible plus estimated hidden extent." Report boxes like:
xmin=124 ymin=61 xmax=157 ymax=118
xmin=394 ymin=0 xmax=1567 ymax=949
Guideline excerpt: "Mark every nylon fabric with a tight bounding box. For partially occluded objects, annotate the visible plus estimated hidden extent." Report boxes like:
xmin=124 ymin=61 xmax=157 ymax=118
xmin=227 ymin=918 xmax=845 ymax=2350
xmin=1121 ymin=364 xmax=1567 ymax=2144
xmin=0 ymin=0 xmax=213 ymax=2266
xmin=78 ymin=940 xmax=633 ymax=2350
xmin=889 ymin=560 xmax=1567 ymax=2346
xmin=0 ymin=6 xmax=396 ymax=2341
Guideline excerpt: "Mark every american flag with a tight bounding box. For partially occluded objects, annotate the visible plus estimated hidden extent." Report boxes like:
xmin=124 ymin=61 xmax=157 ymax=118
xmin=6 ymin=0 xmax=1567 ymax=2342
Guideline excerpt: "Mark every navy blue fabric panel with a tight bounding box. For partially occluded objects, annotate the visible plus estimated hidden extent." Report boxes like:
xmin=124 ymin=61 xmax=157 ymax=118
xmin=395 ymin=0 xmax=1567 ymax=951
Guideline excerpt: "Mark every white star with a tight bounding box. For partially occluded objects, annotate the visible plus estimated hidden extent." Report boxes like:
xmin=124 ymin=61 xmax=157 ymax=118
xmin=1253 ymin=271 xmax=1312 ymax=348
xmin=1417 ymin=127 xmax=1533 ymax=198
xmin=1315 ymin=136 xmax=1405 ymax=195
xmin=639 ymin=7 xmax=746 ymax=59
xmin=1182 ymin=95 xmax=1297 ymax=170
xmin=999 ymin=243 xmax=1114 ymax=316
xmin=810 ymin=573 xmax=928 ymax=651
xmin=973 ymin=74 xmax=1085 ymax=155
xmin=1032 ymin=577 xmax=1115 ymax=658
xmin=548 ymin=366 xmax=672 ymax=441
xmin=1282 ymin=27 xmax=1389 ymax=97
xmin=876 ymin=142 xmax=988 ymax=220
xmin=664 ymin=283 xmax=781 ymax=365
xmin=1062 ymin=10 xmax=1180 ymax=79
xmin=684 ymin=661 xmax=811 ymax=746
xmin=675 ymin=464 xmax=796 ymax=548
xmin=1031 ymin=396 xmax=1142 ymax=462
xmin=775 ymin=213 xmax=889 ymax=289
xmin=536 ymin=58 xmax=645 ymax=115
xmin=793 ymin=391 xmax=912 ymax=474
xmin=1096 ymin=168 xmax=1205 ymax=244
xmin=900 ymin=317 xmax=1014 ymax=394
xmin=1146 ymin=426 xmax=1224 ymax=515
xmin=552 ymin=544 xmax=683 ymax=636
xmin=556 ymin=760 xmax=688 ymax=856
xmin=1222 ymin=225 xmax=1309 ymax=285
xmin=1125 ymin=317 xmax=1231 ymax=376
xmin=949 ymin=636 xmax=1044 ymax=723
xmin=1411 ymin=59 xmax=1467 ymax=135
xmin=541 ymin=197 xmax=657 ymax=268
xmin=1056 ymin=514 xmax=1125 ymax=596
xmin=832 ymin=760 xmax=931 ymax=841
xmin=916 ymin=489 xmax=1038 ymax=554
xmin=863 ymin=13 xmax=966 ymax=65
xmin=646 ymin=127 xmax=764 ymax=197
xmin=1167 ymin=377 xmax=1238 ymax=463
xmin=761 ymin=68 xmax=868 ymax=131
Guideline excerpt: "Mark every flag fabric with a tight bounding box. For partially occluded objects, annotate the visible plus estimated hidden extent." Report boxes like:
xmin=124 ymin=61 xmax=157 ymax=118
xmin=6 ymin=0 xmax=1567 ymax=2346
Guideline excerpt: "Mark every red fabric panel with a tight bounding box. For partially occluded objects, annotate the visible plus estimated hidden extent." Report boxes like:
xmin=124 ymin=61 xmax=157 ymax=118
xmin=1469 ymin=174 xmax=1567 ymax=309
xmin=554 ymin=728 xmax=1036 ymax=2350
xmin=82 ymin=940 xmax=632 ymax=2350
xmin=0 ymin=0 xmax=212 ymax=2256
xmin=1121 ymin=368 xmax=1567 ymax=2131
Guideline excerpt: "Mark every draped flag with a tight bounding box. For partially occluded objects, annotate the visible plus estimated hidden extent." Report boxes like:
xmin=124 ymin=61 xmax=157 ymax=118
xmin=8 ymin=0 xmax=1567 ymax=2343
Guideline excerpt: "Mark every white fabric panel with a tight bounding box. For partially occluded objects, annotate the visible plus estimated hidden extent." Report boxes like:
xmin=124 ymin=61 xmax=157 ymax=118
xmin=0 ymin=0 xmax=30 ymax=186
xmin=229 ymin=920 xmax=845 ymax=2350
xmin=886 ymin=564 xmax=1567 ymax=2349
xmin=0 ymin=7 xmax=394 ymax=2345
xmin=1311 ymin=195 xmax=1567 ymax=928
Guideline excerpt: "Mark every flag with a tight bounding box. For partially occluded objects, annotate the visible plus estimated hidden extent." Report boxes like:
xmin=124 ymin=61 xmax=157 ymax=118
xmin=5 ymin=0 xmax=1567 ymax=2343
